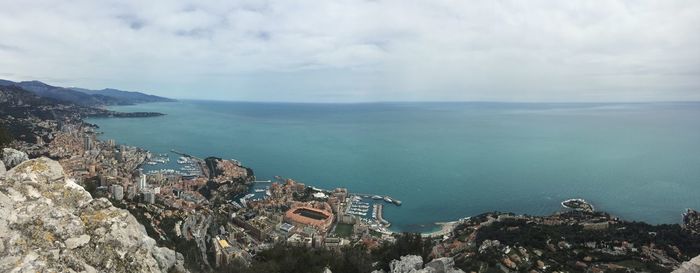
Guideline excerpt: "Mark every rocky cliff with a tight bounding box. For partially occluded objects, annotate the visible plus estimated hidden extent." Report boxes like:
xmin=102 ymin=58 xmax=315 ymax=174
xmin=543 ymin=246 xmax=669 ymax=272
xmin=674 ymin=255 xmax=700 ymax=273
xmin=0 ymin=157 xmax=188 ymax=273
xmin=371 ymin=255 xmax=465 ymax=273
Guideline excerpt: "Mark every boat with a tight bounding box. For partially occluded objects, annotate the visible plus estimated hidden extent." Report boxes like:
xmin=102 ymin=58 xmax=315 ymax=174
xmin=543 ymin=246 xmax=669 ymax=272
xmin=372 ymin=195 xmax=383 ymax=200
xmin=393 ymin=199 xmax=402 ymax=206
xmin=383 ymin=196 xmax=393 ymax=203
xmin=254 ymin=189 xmax=265 ymax=193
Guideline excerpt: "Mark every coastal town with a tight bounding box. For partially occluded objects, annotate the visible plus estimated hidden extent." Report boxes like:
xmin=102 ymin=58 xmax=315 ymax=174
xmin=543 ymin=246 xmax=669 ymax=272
xmin=36 ymin=122 xmax=406 ymax=269
xmin=2 ymin=83 xmax=700 ymax=273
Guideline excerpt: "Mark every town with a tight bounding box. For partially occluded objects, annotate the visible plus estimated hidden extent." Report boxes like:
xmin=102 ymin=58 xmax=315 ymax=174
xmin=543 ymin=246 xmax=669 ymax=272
xmin=13 ymin=108 xmax=406 ymax=271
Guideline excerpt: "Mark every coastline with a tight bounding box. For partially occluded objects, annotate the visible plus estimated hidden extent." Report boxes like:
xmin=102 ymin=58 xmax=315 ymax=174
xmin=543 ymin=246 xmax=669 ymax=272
xmin=86 ymin=100 xmax=700 ymax=232
xmin=421 ymin=220 xmax=461 ymax=238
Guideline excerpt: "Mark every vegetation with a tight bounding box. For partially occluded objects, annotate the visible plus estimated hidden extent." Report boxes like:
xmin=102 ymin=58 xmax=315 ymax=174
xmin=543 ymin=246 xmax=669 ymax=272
xmin=0 ymin=125 xmax=12 ymax=148
xmin=372 ymin=233 xmax=433 ymax=271
xmin=334 ymin=223 xmax=354 ymax=238
xmin=452 ymin=217 xmax=700 ymax=272
xmin=215 ymin=233 xmax=433 ymax=273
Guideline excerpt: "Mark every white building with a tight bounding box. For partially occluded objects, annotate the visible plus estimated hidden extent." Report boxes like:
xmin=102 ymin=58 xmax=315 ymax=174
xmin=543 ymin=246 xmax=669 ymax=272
xmin=138 ymin=174 xmax=147 ymax=191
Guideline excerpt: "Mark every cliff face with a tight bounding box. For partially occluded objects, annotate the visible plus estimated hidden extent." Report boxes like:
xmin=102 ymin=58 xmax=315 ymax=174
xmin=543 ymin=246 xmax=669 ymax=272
xmin=371 ymin=255 xmax=465 ymax=273
xmin=0 ymin=157 xmax=188 ymax=273
xmin=674 ymin=255 xmax=700 ymax=273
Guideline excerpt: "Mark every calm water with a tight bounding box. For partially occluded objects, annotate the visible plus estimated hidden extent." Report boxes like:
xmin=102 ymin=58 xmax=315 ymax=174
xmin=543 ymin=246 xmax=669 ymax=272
xmin=87 ymin=101 xmax=700 ymax=232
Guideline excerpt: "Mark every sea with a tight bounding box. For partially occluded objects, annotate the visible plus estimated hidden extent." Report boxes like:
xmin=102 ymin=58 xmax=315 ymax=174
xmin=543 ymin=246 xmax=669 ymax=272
xmin=86 ymin=100 xmax=700 ymax=233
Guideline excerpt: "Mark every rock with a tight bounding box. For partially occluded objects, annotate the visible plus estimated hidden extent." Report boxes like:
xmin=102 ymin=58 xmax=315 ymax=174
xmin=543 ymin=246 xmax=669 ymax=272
xmin=65 ymin=235 xmax=91 ymax=249
xmin=674 ymin=255 xmax=700 ymax=273
xmin=390 ymin=255 xmax=424 ymax=273
xmin=0 ymin=157 xmax=189 ymax=273
xmin=386 ymin=256 xmax=464 ymax=273
xmin=2 ymin=148 xmax=28 ymax=169
xmin=425 ymin=257 xmax=464 ymax=273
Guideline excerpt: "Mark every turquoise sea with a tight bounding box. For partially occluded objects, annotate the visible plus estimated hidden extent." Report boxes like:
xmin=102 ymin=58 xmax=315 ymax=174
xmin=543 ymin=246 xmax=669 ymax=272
xmin=87 ymin=101 xmax=700 ymax=233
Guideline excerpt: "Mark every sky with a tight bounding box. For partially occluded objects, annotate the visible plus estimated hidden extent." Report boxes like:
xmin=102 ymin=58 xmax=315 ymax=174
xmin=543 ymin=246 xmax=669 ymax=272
xmin=0 ymin=0 xmax=698 ymax=102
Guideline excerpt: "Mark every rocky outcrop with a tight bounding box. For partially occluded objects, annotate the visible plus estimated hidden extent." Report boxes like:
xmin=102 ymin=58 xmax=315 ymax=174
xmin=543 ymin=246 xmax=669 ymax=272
xmin=2 ymin=148 xmax=28 ymax=169
xmin=391 ymin=255 xmax=423 ymax=272
xmin=372 ymin=255 xmax=465 ymax=273
xmin=425 ymin=257 xmax=463 ymax=273
xmin=0 ymin=157 xmax=187 ymax=273
xmin=674 ymin=255 xmax=700 ymax=273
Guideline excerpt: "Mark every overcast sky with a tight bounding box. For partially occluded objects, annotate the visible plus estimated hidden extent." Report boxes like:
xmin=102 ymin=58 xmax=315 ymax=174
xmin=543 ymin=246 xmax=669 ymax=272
xmin=0 ymin=1 xmax=698 ymax=102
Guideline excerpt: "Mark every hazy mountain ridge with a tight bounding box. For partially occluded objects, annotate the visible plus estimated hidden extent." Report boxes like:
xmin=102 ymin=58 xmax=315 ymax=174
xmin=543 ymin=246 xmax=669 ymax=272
xmin=0 ymin=79 xmax=174 ymax=106
xmin=69 ymin=87 xmax=176 ymax=104
xmin=0 ymin=84 xmax=164 ymax=145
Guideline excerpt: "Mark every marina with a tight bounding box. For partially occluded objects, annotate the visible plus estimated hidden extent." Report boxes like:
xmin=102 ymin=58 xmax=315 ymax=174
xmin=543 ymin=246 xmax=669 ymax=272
xmin=344 ymin=193 xmax=396 ymax=231
xmin=141 ymin=151 xmax=203 ymax=178
xmin=353 ymin=193 xmax=402 ymax=206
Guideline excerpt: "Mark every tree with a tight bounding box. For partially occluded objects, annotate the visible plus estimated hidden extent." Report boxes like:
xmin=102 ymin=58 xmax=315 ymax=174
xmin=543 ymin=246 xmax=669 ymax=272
xmin=0 ymin=125 xmax=12 ymax=148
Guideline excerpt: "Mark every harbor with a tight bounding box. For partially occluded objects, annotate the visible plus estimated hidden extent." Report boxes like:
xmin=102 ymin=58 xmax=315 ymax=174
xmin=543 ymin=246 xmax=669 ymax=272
xmin=236 ymin=180 xmax=402 ymax=234
xmin=141 ymin=150 xmax=205 ymax=178
xmin=352 ymin=192 xmax=402 ymax=206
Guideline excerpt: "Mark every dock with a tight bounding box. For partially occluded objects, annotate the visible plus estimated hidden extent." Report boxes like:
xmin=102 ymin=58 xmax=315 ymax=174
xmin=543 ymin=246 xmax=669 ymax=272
xmin=375 ymin=204 xmax=390 ymax=227
xmin=352 ymin=193 xmax=402 ymax=206
xmin=170 ymin=149 xmax=202 ymax=161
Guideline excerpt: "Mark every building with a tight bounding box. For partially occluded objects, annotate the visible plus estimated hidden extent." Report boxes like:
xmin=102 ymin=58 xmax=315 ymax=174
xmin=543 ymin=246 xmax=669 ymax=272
xmin=287 ymin=233 xmax=312 ymax=247
xmin=324 ymin=237 xmax=345 ymax=250
xmin=283 ymin=203 xmax=334 ymax=234
xmin=279 ymin=223 xmax=295 ymax=234
xmin=143 ymin=191 xmax=155 ymax=204
xmin=213 ymin=236 xmax=236 ymax=267
xmin=83 ymin=135 xmax=93 ymax=151
xmin=110 ymin=184 xmax=124 ymax=201
xmin=138 ymin=174 xmax=147 ymax=191
xmin=126 ymin=185 xmax=137 ymax=200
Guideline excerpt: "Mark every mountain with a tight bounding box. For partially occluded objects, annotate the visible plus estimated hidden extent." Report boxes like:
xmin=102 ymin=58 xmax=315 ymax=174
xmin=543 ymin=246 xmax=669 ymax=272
xmin=0 ymin=79 xmax=174 ymax=106
xmin=0 ymin=84 xmax=164 ymax=145
xmin=69 ymin=87 xmax=176 ymax=104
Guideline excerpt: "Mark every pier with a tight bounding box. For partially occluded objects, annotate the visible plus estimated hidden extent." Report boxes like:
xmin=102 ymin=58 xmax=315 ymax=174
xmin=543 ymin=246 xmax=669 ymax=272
xmin=374 ymin=204 xmax=390 ymax=227
xmin=351 ymin=193 xmax=402 ymax=206
xmin=170 ymin=149 xmax=202 ymax=161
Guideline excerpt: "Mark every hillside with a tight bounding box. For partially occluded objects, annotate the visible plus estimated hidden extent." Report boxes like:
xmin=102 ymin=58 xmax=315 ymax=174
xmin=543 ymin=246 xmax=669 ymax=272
xmin=70 ymin=87 xmax=176 ymax=104
xmin=0 ymin=79 xmax=174 ymax=106
xmin=0 ymin=85 xmax=163 ymax=145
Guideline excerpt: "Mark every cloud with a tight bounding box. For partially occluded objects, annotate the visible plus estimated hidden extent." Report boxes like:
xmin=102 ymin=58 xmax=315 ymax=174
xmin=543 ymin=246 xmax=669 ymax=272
xmin=0 ymin=0 xmax=698 ymax=102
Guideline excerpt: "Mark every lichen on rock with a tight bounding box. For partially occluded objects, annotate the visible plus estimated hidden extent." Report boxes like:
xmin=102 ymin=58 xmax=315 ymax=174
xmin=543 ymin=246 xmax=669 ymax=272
xmin=0 ymin=157 xmax=188 ymax=273
xmin=2 ymin=148 xmax=29 ymax=169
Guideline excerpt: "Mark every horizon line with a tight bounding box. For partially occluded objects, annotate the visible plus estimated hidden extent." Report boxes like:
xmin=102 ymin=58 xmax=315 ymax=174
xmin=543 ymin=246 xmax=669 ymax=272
xmin=171 ymin=98 xmax=700 ymax=105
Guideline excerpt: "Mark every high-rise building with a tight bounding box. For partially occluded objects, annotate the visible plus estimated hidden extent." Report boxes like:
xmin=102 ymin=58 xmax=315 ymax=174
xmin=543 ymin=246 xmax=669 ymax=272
xmin=143 ymin=191 xmax=155 ymax=204
xmin=83 ymin=135 xmax=93 ymax=151
xmin=138 ymin=174 xmax=147 ymax=191
xmin=110 ymin=184 xmax=124 ymax=201
xmin=126 ymin=185 xmax=137 ymax=200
